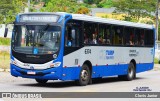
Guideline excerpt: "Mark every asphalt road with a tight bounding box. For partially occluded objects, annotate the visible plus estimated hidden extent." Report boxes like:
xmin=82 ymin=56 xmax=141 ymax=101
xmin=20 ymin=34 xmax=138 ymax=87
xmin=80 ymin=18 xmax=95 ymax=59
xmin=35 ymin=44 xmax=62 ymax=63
xmin=1 ymin=70 xmax=160 ymax=101
xmin=0 ymin=70 xmax=160 ymax=92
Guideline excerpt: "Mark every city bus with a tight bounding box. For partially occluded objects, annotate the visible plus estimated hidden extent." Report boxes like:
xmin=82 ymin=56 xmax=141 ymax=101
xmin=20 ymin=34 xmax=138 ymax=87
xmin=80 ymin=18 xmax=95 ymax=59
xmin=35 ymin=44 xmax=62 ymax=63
xmin=4 ymin=12 xmax=155 ymax=86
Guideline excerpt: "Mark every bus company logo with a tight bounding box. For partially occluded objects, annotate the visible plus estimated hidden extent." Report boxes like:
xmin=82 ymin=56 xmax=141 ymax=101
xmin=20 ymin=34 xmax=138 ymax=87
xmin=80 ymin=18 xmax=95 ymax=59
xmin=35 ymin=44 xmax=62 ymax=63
xmin=106 ymin=50 xmax=114 ymax=59
xmin=53 ymin=54 xmax=57 ymax=58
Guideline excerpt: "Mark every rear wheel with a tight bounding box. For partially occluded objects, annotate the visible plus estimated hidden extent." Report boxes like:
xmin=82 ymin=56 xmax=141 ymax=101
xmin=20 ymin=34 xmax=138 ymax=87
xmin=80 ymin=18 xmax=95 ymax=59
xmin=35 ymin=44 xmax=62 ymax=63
xmin=76 ymin=64 xmax=91 ymax=86
xmin=35 ymin=79 xmax=48 ymax=84
xmin=118 ymin=62 xmax=135 ymax=81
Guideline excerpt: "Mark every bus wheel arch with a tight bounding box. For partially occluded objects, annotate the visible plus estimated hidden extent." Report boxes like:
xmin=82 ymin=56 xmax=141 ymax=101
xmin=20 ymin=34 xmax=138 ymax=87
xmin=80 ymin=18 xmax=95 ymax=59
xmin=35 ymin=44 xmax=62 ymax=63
xmin=118 ymin=59 xmax=136 ymax=81
xmin=76 ymin=60 xmax=92 ymax=86
xmin=83 ymin=60 xmax=92 ymax=74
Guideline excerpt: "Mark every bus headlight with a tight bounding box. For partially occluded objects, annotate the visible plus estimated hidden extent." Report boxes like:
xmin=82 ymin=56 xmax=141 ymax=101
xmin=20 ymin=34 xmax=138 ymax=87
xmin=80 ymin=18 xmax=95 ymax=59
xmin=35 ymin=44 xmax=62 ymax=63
xmin=50 ymin=62 xmax=61 ymax=68
xmin=11 ymin=59 xmax=17 ymax=66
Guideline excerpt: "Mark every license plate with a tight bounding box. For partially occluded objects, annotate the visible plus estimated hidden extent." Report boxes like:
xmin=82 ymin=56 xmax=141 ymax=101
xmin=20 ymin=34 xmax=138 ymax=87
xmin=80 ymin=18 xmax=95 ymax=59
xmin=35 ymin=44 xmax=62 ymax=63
xmin=27 ymin=71 xmax=36 ymax=75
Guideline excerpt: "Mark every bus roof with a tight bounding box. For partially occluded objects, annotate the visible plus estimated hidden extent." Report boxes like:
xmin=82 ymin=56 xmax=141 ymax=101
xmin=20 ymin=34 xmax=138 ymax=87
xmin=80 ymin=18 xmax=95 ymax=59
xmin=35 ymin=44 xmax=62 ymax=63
xmin=17 ymin=12 xmax=154 ymax=29
xmin=71 ymin=14 xmax=154 ymax=29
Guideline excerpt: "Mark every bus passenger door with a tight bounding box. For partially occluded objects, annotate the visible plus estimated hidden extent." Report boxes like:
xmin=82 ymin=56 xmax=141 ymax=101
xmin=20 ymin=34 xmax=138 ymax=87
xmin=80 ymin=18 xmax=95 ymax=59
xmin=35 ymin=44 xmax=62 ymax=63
xmin=63 ymin=22 xmax=82 ymax=80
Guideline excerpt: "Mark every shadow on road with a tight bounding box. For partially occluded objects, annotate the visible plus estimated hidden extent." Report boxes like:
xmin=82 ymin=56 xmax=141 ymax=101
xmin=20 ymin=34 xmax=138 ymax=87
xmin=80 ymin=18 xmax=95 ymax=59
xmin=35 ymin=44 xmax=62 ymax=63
xmin=17 ymin=77 xmax=144 ymax=88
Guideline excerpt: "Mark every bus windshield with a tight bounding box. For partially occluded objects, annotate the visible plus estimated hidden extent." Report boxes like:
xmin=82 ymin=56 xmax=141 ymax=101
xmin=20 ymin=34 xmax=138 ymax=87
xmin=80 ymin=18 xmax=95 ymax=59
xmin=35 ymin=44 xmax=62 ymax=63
xmin=12 ymin=25 xmax=61 ymax=54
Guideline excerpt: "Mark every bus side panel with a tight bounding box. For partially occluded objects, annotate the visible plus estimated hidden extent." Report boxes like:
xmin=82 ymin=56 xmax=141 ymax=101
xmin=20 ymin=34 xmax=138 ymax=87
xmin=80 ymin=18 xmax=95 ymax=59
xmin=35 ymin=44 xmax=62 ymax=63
xmin=92 ymin=64 xmax=128 ymax=78
xmin=61 ymin=67 xmax=81 ymax=80
xmin=61 ymin=64 xmax=129 ymax=80
xmin=136 ymin=63 xmax=154 ymax=73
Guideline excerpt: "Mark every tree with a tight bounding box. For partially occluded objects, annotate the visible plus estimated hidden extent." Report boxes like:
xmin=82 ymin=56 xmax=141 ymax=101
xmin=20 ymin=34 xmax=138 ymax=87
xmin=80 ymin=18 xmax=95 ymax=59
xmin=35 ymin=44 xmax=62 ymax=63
xmin=40 ymin=0 xmax=90 ymax=14
xmin=40 ymin=0 xmax=77 ymax=13
xmin=77 ymin=7 xmax=90 ymax=14
xmin=0 ymin=0 xmax=25 ymax=24
xmin=84 ymin=0 xmax=102 ymax=4
xmin=113 ymin=0 xmax=157 ymax=22
xmin=98 ymin=0 xmax=113 ymax=8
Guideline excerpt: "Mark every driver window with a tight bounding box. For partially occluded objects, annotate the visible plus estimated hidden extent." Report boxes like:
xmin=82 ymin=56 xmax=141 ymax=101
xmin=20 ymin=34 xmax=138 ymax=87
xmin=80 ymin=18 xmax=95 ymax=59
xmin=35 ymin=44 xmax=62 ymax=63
xmin=65 ymin=20 xmax=80 ymax=47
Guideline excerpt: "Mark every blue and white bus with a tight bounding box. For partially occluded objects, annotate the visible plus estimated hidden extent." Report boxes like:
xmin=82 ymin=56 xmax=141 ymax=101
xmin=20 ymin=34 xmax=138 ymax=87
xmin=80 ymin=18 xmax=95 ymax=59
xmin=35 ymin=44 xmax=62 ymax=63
xmin=5 ymin=12 xmax=155 ymax=86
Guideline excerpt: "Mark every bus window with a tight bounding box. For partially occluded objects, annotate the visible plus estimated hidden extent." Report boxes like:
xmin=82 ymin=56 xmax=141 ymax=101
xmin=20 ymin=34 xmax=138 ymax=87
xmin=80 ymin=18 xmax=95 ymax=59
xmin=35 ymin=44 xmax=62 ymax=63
xmin=98 ymin=24 xmax=112 ymax=45
xmin=124 ymin=27 xmax=135 ymax=46
xmin=65 ymin=20 xmax=81 ymax=47
xmin=65 ymin=26 xmax=72 ymax=46
xmin=135 ymin=29 xmax=144 ymax=46
xmin=112 ymin=25 xmax=123 ymax=45
xmin=145 ymin=29 xmax=154 ymax=46
xmin=140 ymin=29 xmax=145 ymax=46
xmin=84 ymin=22 xmax=98 ymax=45
xmin=98 ymin=24 xmax=105 ymax=44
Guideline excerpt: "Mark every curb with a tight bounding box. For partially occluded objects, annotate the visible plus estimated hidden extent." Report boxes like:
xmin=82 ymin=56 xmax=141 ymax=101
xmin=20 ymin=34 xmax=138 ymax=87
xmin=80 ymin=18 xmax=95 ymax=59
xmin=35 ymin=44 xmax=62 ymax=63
xmin=0 ymin=68 xmax=4 ymax=72
xmin=0 ymin=68 xmax=10 ymax=72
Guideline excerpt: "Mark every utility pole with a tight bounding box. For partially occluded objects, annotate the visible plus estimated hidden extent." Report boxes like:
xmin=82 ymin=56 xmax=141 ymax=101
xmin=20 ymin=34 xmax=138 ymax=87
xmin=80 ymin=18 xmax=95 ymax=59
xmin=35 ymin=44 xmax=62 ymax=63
xmin=28 ymin=0 xmax=30 ymax=12
xmin=156 ymin=0 xmax=160 ymax=41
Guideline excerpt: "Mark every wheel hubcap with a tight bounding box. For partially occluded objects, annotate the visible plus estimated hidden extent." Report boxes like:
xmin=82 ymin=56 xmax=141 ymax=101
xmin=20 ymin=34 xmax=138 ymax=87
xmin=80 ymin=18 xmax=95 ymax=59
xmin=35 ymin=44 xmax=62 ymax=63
xmin=81 ymin=70 xmax=89 ymax=81
xmin=128 ymin=66 xmax=133 ymax=78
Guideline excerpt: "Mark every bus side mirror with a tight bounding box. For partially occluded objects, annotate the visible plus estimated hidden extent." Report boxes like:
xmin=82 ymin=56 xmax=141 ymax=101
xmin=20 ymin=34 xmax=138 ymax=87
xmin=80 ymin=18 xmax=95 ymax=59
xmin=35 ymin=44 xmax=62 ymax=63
xmin=4 ymin=27 xmax=8 ymax=37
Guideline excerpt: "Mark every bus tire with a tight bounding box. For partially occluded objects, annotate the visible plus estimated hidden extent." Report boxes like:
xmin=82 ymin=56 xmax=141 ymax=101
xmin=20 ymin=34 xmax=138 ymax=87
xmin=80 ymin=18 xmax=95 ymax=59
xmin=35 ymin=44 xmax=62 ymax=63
xmin=118 ymin=62 xmax=135 ymax=81
xmin=125 ymin=62 xmax=135 ymax=81
xmin=35 ymin=79 xmax=48 ymax=84
xmin=77 ymin=64 xmax=91 ymax=86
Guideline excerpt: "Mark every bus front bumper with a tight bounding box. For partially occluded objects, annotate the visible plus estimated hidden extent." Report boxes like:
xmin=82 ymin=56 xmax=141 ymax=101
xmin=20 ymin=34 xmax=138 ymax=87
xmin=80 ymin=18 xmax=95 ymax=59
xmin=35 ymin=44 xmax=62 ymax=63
xmin=10 ymin=64 xmax=62 ymax=80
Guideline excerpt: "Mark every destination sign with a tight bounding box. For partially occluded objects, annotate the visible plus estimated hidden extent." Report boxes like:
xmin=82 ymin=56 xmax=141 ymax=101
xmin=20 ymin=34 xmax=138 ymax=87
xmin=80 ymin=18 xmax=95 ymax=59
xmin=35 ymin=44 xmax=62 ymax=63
xmin=19 ymin=14 xmax=59 ymax=22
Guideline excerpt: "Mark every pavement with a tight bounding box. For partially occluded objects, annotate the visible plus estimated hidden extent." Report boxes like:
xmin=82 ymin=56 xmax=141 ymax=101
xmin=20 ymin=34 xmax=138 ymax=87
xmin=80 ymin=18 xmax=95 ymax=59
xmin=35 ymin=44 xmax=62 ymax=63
xmin=0 ymin=45 xmax=10 ymax=52
xmin=0 ymin=66 xmax=160 ymax=101
xmin=153 ymin=64 xmax=160 ymax=71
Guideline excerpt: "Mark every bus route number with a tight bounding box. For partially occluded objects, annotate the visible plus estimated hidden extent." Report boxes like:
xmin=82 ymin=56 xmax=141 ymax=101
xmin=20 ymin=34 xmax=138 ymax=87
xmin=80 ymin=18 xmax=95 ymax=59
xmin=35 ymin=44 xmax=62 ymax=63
xmin=85 ymin=49 xmax=91 ymax=54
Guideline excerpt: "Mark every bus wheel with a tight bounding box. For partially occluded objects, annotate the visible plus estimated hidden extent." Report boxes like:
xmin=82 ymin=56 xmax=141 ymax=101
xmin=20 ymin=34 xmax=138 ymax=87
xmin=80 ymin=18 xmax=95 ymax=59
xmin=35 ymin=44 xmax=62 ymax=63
xmin=125 ymin=62 xmax=135 ymax=81
xmin=118 ymin=62 xmax=135 ymax=81
xmin=35 ymin=79 xmax=48 ymax=84
xmin=77 ymin=64 xmax=91 ymax=86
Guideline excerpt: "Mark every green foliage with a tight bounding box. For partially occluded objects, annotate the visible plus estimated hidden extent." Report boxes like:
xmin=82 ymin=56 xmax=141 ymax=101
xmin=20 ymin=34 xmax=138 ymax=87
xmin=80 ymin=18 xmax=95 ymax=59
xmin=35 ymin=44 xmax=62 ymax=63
xmin=158 ymin=21 xmax=160 ymax=40
xmin=98 ymin=0 xmax=113 ymax=8
xmin=154 ymin=58 xmax=159 ymax=64
xmin=0 ymin=37 xmax=11 ymax=46
xmin=84 ymin=0 xmax=102 ymax=4
xmin=113 ymin=0 xmax=156 ymax=22
xmin=76 ymin=7 xmax=90 ymax=14
xmin=102 ymin=14 xmax=108 ymax=18
xmin=0 ymin=0 xmax=25 ymax=24
xmin=40 ymin=0 xmax=76 ymax=13
xmin=40 ymin=0 xmax=90 ymax=14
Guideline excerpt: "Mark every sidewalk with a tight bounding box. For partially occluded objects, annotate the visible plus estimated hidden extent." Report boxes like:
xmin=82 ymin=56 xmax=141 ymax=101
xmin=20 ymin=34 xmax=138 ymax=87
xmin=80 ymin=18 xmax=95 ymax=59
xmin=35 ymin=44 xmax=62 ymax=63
xmin=0 ymin=45 xmax=10 ymax=52
xmin=0 ymin=68 xmax=10 ymax=72
xmin=154 ymin=64 xmax=160 ymax=71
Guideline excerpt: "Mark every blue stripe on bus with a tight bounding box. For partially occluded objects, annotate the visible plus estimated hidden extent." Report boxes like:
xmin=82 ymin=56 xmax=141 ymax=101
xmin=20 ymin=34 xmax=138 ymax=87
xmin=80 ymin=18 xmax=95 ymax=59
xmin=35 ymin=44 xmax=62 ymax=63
xmin=10 ymin=63 xmax=153 ymax=81
xmin=61 ymin=63 xmax=154 ymax=80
